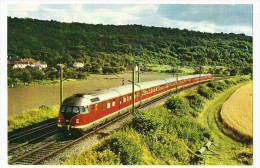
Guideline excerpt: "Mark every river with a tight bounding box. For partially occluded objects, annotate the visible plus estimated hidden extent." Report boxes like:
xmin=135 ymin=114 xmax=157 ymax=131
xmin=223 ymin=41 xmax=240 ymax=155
xmin=8 ymin=73 xmax=173 ymax=116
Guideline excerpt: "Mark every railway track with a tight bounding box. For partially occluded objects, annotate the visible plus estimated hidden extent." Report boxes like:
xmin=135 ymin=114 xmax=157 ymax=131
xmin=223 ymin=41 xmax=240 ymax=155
xmin=8 ymin=78 xmax=226 ymax=165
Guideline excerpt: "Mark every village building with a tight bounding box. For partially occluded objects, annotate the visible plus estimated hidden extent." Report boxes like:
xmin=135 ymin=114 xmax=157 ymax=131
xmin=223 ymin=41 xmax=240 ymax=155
xmin=8 ymin=61 xmax=31 ymax=69
xmin=35 ymin=61 xmax=48 ymax=69
xmin=7 ymin=58 xmax=47 ymax=70
xmin=73 ymin=62 xmax=84 ymax=68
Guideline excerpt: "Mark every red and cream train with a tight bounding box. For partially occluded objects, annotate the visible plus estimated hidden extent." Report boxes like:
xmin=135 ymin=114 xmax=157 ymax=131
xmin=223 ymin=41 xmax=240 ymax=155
xmin=58 ymin=74 xmax=212 ymax=134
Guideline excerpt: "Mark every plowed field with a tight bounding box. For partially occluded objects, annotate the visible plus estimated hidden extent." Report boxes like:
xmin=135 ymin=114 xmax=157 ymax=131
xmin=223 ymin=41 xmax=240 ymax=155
xmin=220 ymin=83 xmax=253 ymax=139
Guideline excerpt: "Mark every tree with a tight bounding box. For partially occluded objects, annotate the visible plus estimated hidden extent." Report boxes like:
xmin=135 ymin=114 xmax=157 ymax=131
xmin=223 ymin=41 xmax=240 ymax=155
xmin=19 ymin=70 xmax=32 ymax=84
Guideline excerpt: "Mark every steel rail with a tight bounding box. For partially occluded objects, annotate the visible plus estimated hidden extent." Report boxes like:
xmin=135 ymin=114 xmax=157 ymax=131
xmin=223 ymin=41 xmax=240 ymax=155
xmin=8 ymin=129 xmax=59 ymax=152
xmin=9 ymin=140 xmax=57 ymax=164
xmin=8 ymin=121 xmax=57 ymax=142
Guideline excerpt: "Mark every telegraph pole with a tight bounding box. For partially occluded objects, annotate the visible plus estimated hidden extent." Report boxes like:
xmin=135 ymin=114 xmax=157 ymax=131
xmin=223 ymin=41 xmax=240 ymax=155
xmin=172 ymin=65 xmax=175 ymax=77
xmin=132 ymin=66 xmax=135 ymax=114
xmin=138 ymin=64 xmax=140 ymax=83
xmin=60 ymin=66 xmax=63 ymax=106
xmin=176 ymin=63 xmax=179 ymax=94
xmin=199 ymin=62 xmax=202 ymax=84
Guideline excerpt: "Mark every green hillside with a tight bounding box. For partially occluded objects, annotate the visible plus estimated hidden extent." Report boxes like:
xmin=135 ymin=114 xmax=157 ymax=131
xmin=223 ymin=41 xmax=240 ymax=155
xmin=8 ymin=17 xmax=252 ymax=74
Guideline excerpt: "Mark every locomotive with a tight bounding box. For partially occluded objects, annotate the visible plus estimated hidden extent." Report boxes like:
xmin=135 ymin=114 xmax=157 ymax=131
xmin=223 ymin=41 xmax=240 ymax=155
xmin=57 ymin=74 xmax=212 ymax=134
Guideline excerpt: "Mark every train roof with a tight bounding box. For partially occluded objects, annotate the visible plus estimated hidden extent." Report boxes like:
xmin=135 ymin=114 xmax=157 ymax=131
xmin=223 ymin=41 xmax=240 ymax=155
xmin=63 ymin=74 xmax=212 ymax=106
xmin=135 ymin=79 xmax=167 ymax=90
xmin=110 ymin=84 xmax=141 ymax=96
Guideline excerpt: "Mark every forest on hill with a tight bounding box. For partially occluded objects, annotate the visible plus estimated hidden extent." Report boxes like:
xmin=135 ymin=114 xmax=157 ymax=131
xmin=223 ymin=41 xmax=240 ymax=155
xmin=8 ymin=17 xmax=252 ymax=74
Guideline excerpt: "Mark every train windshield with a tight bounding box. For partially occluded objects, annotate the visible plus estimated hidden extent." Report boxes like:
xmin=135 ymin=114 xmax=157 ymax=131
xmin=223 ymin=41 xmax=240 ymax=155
xmin=60 ymin=106 xmax=88 ymax=114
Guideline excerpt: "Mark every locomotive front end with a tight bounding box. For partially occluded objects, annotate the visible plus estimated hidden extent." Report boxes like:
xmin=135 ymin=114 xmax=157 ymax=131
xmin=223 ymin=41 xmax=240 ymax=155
xmin=57 ymin=94 xmax=90 ymax=135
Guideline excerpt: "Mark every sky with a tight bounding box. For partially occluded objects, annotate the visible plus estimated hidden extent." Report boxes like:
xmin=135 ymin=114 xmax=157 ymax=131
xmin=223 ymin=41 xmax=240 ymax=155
xmin=7 ymin=4 xmax=253 ymax=36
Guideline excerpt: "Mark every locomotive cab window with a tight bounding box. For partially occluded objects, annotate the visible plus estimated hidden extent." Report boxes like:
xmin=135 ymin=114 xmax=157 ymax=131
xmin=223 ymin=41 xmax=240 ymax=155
xmin=60 ymin=106 xmax=66 ymax=113
xmin=66 ymin=106 xmax=72 ymax=113
xmin=72 ymin=107 xmax=80 ymax=113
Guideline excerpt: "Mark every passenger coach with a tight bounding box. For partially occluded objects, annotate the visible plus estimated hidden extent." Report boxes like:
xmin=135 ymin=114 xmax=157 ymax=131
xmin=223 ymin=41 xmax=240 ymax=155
xmin=58 ymin=74 xmax=212 ymax=134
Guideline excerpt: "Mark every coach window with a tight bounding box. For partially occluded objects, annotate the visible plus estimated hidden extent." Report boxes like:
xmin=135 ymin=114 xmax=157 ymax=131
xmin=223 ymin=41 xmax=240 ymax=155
xmin=102 ymin=102 xmax=106 ymax=110
xmin=112 ymin=99 xmax=116 ymax=106
xmin=129 ymin=95 xmax=132 ymax=100
xmin=123 ymin=96 xmax=126 ymax=102
xmin=107 ymin=101 xmax=111 ymax=108
xmin=127 ymin=95 xmax=129 ymax=101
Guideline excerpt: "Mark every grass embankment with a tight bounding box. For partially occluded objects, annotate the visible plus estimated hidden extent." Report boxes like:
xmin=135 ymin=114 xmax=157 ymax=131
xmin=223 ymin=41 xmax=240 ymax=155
xmin=8 ymin=105 xmax=59 ymax=132
xmin=65 ymin=76 xmax=252 ymax=165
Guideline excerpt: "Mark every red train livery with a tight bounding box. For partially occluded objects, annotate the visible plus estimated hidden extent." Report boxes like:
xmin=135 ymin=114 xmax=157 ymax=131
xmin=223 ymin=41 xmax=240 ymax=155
xmin=58 ymin=74 xmax=212 ymax=134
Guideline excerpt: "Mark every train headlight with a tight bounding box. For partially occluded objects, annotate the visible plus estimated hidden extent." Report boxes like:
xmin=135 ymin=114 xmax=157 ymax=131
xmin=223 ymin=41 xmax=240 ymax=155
xmin=76 ymin=119 xmax=80 ymax=124
xmin=58 ymin=118 xmax=61 ymax=122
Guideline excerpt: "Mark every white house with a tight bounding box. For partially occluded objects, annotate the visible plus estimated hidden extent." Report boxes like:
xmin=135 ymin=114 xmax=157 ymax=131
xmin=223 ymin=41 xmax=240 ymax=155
xmin=35 ymin=61 xmax=48 ymax=69
xmin=8 ymin=58 xmax=48 ymax=70
xmin=8 ymin=61 xmax=30 ymax=69
xmin=73 ymin=62 xmax=84 ymax=68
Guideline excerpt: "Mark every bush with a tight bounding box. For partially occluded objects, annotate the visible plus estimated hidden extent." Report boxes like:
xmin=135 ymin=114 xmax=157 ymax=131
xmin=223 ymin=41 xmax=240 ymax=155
xmin=198 ymin=85 xmax=215 ymax=99
xmin=236 ymin=77 xmax=251 ymax=83
xmin=132 ymin=107 xmax=168 ymax=133
xmin=144 ymin=129 xmax=190 ymax=164
xmin=207 ymin=80 xmax=225 ymax=93
xmin=105 ymin=131 xmax=143 ymax=165
xmin=164 ymin=96 xmax=189 ymax=116
xmin=39 ymin=104 xmax=50 ymax=110
xmin=66 ymin=149 xmax=121 ymax=165
xmin=168 ymin=117 xmax=213 ymax=150
xmin=186 ymin=93 xmax=205 ymax=111
xmin=224 ymin=79 xmax=236 ymax=86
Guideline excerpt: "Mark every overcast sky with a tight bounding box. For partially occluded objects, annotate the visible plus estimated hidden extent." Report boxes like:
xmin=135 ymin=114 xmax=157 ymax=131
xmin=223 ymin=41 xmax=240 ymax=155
xmin=7 ymin=4 xmax=253 ymax=36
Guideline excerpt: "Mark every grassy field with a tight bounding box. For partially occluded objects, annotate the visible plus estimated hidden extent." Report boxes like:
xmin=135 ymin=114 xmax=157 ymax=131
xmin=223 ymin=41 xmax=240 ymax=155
xmin=8 ymin=105 xmax=59 ymax=132
xmin=220 ymin=83 xmax=253 ymax=139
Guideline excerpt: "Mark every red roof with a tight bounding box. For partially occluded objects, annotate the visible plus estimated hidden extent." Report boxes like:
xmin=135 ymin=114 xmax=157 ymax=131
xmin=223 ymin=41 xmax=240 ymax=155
xmin=20 ymin=58 xmax=36 ymax=64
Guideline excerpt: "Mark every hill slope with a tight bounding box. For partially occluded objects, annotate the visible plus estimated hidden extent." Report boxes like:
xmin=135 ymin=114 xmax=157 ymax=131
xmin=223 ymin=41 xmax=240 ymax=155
xmin=8 ymin=17 xmax=252 ymax=73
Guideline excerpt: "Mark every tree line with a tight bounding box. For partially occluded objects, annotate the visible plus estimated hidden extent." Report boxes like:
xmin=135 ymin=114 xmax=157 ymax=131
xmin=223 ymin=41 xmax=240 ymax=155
xmin=8 ymin=66 xmax=88 ymax=87
xmin=7 ymin=17 xmax=253 ymax=83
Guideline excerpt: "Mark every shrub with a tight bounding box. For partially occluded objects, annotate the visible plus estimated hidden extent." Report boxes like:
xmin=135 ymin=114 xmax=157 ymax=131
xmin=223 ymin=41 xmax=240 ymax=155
xmin=186 ymin=93 xmax=205 ymax=111
xmin=224 ymin=79 xmax=237 ymax=87
xmin=164 ymin=96 xmax=189 ymax=116
xmin=65 ymin=149 xmax=121 ymax=165
xmin=168 ymin=117 xmax=213 ymax=150
xmin=105 ymin=131 xmax=143 ymax=165
xmin=144 ymin=129 xmax=190 ymax=164
xmin=236 ymin=77 xmax=251 ymax=83
xmin=198 ymin=85 xmax=214 ymax=99
xmin=207 ymin=80 xmax=225 ymax=93
xmin=39 ymin=104 xmax=50 ymax=110
xmin=132 ymin=107 xmax=168 ymax=133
